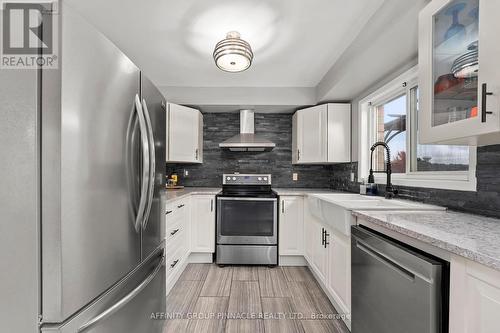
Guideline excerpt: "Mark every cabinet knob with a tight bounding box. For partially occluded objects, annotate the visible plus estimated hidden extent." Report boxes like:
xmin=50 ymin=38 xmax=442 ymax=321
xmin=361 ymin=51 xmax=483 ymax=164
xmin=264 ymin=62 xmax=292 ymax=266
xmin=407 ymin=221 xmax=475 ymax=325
xmin=177 ymin=204 xmax=185 ymax=209
xmin=170 ymin=259 xmax=179 ymax=268
xmin=170 ymin=228 xmax=179 ymax=236
xmin=166 ymin=210 xmax=173 ymax=215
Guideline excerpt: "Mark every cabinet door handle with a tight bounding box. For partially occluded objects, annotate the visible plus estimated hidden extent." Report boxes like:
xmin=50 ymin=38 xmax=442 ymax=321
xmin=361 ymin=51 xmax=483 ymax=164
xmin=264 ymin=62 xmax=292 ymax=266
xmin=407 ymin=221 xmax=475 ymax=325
xmin=481 ymin=83 xmax=494 ymax=123
xmin=195 ymin=148 xmax=199 ymax=160
xmin=170 ymin=228 xmax=179 ymax=236
xmin=324 ymin=231 xmax=330 ymax=248
xmin=177 ymin=204 xmax=185 ymax=209
xmin=282 ymin=200 xmax=285 ymax=213
xmin=321 ymin=228 xmax=325 ymax=245
xmin=170 ymin=259 xmax=179 ymax=268
xmin=166 ymin=210 xmax=173 ymax=215
xmin=210 ymin=199 xmax=213 ymax=212
xmin=297 ymin=149 xmax=300 ymax=161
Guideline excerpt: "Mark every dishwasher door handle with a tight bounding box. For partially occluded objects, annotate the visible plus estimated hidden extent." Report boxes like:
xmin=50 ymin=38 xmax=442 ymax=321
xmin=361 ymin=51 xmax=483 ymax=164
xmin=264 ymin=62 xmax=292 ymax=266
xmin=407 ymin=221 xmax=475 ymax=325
xmin=356 ymin=241 xmax=415 ymax=281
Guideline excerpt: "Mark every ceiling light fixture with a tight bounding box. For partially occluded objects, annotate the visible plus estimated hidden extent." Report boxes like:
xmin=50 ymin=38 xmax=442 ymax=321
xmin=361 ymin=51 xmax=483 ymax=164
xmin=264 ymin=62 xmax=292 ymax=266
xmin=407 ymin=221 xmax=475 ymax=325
xmin=213 ymin=31 xmax=253 ymax=72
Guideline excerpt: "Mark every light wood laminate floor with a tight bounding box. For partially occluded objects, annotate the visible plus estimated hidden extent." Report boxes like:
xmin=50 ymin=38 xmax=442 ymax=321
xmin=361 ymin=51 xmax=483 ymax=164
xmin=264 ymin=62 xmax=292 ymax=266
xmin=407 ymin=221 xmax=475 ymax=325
xmin=163 ymin=264 xmax=349 ymax=333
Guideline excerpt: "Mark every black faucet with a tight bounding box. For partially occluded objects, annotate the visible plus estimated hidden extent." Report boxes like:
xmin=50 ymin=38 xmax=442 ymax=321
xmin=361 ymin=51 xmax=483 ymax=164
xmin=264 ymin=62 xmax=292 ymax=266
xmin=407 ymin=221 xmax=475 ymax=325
xmin=368 ymin=141 xmax=397 ymax=199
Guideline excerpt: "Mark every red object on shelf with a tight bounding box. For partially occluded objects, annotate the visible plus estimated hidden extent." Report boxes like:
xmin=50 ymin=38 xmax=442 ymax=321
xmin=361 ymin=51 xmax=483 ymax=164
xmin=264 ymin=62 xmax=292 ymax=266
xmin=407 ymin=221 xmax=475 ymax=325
xmin=471 ymin=106 xmax=478 ymax=117
xmin=434 ymin=74 xmax=464 ymax=94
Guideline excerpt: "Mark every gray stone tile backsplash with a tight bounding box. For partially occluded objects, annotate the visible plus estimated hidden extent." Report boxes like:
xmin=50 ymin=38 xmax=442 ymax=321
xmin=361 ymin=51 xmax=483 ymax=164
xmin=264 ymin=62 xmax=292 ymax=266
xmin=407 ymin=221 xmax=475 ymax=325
xmin=166 ymin=113 xmax=333 ymax=188
xmin=166 ymin=112 xmax=500 ymax=219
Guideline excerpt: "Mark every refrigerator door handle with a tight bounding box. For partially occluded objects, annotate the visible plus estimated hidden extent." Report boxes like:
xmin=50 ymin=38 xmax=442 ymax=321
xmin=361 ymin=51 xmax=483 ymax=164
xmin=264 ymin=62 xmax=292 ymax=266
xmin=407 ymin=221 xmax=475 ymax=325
xmin=132 ymin=94 xmax=150 ymax=232
xmin=141 ymin=98 xmax=156 ymax=230
xmin=77 ymin=254 xmax=165 ymax=333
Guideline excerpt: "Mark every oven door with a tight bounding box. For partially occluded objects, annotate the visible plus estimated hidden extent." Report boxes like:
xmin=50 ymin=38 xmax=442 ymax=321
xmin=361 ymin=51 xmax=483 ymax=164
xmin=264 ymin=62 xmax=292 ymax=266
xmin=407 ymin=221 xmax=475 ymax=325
xmin=217 ymin=197 xmax=278 ymax=245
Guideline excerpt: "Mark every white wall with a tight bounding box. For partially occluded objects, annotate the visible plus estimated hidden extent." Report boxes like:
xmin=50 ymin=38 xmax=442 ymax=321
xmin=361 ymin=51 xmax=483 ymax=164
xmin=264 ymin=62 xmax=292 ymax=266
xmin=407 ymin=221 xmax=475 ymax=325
xmin=317 ymin=0 xmax=429 ymax=103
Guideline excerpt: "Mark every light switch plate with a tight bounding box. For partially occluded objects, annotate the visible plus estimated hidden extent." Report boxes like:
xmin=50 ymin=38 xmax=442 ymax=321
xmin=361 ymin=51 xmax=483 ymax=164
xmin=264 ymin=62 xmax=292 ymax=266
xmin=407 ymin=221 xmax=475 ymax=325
xmin=350 ymin=172 xmax=355 ymax=182
xmin=292 ymin=173 xmax=298 ymax=181
xmin=184 ymin=169 xmax=189 ymax=177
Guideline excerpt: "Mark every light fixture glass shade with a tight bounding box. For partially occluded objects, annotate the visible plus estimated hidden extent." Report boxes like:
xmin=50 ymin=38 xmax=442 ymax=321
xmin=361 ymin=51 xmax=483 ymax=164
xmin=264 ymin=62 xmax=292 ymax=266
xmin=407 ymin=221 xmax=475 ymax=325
xmin=213 ymin=31 xmax=253 ymax=72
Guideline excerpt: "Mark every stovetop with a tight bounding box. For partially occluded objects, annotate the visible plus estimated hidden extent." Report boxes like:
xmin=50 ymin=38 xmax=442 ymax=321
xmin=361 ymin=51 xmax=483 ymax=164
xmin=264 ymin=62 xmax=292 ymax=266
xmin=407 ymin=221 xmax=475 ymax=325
xmin=220 ymin=173 xmax=276 ymax=198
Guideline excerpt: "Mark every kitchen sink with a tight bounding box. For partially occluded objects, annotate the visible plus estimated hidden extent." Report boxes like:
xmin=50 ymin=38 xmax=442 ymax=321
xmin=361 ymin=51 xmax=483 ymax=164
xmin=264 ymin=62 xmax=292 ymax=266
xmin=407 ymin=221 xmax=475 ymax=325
xmin=307 ymin=193 xmax=445 ymax=236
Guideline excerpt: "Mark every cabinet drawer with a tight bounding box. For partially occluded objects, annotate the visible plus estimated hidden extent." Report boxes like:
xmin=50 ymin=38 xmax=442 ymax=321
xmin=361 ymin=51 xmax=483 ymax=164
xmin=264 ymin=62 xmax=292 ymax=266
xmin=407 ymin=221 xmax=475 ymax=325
xmin=165 ymin=233 xmax=187 ymax=279
xmin=166 ymin=198 xmax=188 ymax=224
xmin=165 ymin=216 xmax=184 ymax=242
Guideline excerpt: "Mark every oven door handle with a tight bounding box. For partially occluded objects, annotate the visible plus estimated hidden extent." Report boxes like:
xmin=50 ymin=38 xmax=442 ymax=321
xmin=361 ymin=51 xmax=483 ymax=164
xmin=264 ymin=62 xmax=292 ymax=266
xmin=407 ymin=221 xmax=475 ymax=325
xmin=217 ymin=197 xmax=278 ymax=202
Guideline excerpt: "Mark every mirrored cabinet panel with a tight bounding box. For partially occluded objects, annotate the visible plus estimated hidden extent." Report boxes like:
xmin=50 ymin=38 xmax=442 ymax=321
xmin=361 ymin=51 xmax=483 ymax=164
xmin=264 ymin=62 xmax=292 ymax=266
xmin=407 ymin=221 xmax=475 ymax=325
xmin=432 ymin=0 xmax=479 ymax=127
xmin=419 ymin=0 xmax=500 ymax=145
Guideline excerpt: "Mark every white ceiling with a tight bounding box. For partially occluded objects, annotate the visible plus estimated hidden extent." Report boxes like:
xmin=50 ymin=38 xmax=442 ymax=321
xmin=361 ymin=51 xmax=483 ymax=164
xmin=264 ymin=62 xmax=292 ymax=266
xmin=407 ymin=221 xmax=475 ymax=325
xmin=65 ymin=0 xmax=384 ymax=88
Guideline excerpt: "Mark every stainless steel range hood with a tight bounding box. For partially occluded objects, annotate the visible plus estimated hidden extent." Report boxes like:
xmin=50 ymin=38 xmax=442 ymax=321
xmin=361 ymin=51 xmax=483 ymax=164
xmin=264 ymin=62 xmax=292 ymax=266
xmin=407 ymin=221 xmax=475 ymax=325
xmin=219 ymin=110 xmax=276 ymax=152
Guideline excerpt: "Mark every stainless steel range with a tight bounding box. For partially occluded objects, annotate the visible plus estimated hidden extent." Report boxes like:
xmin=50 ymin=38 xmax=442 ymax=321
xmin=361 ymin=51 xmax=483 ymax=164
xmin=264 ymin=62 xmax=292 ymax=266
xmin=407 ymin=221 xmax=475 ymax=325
xmin=216 ymin=173 xmax=278 ymax=265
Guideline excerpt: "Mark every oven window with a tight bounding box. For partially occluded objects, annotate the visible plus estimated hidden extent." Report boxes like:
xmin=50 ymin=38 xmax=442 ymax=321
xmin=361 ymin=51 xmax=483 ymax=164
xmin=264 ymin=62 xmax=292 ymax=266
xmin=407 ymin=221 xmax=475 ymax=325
xmin=219 ymin=200 xmax=275 ymax=236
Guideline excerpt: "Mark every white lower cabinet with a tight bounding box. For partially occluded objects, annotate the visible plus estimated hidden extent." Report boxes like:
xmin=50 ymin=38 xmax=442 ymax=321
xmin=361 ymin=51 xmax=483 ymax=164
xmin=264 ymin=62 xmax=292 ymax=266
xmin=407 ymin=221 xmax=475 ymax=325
xmin=303 ymin=199 xmax=315 ymax=262
xmin=190 ymin=195 xmax=215 ymax=253
xmin=301 ymin=198 xmax=351 ymax=328
xmin=279 ymin=196 xmax=304 ymax=255
xmin=164 ymin=194 xmax=215 ymax=295
xmin=326 ymin=232 xmax=351 ymax=314
xmin=450 ymin=256 xmax=500 ymax=333
xmin=312 ymin=221 xmax=328 ymax=282
xmin=165 ymin=197 xmax=190 ymax=295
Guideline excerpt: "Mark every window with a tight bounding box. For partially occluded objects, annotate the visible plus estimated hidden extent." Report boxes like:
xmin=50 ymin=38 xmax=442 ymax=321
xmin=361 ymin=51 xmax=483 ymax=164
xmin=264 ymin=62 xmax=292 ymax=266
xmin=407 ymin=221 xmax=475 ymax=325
xmin=358 ymin=66 xmax=476 ymax=191
xmin=374 ymin=94 xmax=407 ymax=174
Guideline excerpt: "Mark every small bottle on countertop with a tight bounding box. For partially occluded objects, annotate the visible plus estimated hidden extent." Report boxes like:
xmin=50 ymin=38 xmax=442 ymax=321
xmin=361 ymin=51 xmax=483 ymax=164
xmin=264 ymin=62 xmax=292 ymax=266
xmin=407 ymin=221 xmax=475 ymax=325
xmin=170 ymin=174 xmax=178 ymax=186
xmin=359 ymin=178 xmax=367 ymax=195
xmin=366 ymin=183 xmax=378 ymax=196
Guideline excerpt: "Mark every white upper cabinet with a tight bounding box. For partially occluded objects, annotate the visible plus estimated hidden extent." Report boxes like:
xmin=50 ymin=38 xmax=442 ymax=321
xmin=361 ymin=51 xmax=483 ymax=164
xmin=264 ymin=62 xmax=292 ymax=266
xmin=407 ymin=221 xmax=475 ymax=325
xmin=166 ymin=103 xmax=203 ymax=163
xmin=419 ymin=0 xmax=500 ymax=145
xmin=292 ymin=103 xmax=351 ymax=164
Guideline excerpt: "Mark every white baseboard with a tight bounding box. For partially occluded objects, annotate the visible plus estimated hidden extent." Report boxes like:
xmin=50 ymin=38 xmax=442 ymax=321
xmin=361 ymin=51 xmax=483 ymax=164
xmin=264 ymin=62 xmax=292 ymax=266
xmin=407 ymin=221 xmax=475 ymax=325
xmin=279 ymin=255 xmax=307 ymax=266
xmin=304 ymin=258 xmax=352 ymax=331
xmin=188 ymin=252 xmax=214 ymax=263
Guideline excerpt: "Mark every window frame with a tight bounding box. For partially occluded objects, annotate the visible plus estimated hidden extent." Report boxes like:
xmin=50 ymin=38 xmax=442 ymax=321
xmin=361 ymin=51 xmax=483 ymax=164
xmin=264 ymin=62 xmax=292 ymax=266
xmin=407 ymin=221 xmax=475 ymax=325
xmin=358 ymin=66 xmax=477 ymax=192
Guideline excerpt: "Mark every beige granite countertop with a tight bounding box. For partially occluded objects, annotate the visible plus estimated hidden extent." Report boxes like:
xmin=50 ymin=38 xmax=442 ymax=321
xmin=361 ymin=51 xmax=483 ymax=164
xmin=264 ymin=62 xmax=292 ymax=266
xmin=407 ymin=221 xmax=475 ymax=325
xmin=353 ymin=210 xmax=500 ymax=271
xmin=162 ymin=187 xmax=221 ymax=204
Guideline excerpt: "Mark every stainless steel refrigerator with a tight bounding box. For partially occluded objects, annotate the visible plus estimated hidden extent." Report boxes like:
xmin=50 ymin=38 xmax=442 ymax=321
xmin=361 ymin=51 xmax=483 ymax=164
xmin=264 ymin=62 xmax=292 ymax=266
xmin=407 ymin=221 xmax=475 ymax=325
xmin=0 ymin=1 xmax=166 ymax=332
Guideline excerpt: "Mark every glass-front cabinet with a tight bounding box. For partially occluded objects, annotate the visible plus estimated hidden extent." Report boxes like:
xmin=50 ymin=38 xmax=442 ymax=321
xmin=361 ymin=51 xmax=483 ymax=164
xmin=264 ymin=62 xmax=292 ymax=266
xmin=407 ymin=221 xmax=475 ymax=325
xmin=419 ymin=0 xmax=500 ymax=145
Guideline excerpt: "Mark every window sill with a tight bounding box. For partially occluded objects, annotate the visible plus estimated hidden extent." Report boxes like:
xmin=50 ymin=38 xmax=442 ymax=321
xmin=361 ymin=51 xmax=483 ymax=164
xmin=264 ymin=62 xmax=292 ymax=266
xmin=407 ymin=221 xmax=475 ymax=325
xmin=370 ymin=174 xmax=477 ymax=192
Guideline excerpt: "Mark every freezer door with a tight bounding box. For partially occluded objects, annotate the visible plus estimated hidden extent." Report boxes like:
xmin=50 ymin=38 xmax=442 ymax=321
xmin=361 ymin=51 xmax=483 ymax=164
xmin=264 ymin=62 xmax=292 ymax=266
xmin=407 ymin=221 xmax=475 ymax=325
xmin=41 ymin=246 xmax=166 ymax=333
xmin=140 ymin=75 xmax=167 ymax=260
xmin=41 ymin=3 xmax=142 ymax=322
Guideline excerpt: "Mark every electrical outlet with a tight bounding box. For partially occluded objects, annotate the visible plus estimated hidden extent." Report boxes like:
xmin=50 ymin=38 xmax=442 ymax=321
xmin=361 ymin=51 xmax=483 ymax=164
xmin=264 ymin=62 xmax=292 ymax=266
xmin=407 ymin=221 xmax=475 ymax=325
xmin=350 ymin=172 xmax=355 ymax=182
xmin=292 ymin=173 xmax=298 ymax=181
xmin=184 ymin=169 xmax=189 ymax=177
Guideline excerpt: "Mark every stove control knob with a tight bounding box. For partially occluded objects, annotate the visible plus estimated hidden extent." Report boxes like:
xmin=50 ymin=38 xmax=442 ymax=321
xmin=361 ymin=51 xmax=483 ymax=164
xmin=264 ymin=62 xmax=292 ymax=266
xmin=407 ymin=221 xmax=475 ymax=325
xmin=258 ymin=177 xmax=262 ymax=181
xmin=263 ymin=177 xmax=268 ymax=181
xmin=232 ymin=177 xmax=236 ymax=181
xmin=226 ymin=176 xmax=231 ymax=181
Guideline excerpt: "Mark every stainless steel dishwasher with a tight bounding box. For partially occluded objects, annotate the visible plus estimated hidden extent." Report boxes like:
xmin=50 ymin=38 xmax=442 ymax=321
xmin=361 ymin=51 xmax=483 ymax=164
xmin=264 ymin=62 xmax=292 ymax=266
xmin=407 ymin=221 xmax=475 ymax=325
xmin=351 ymin=226 xmax=449 ymax=333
